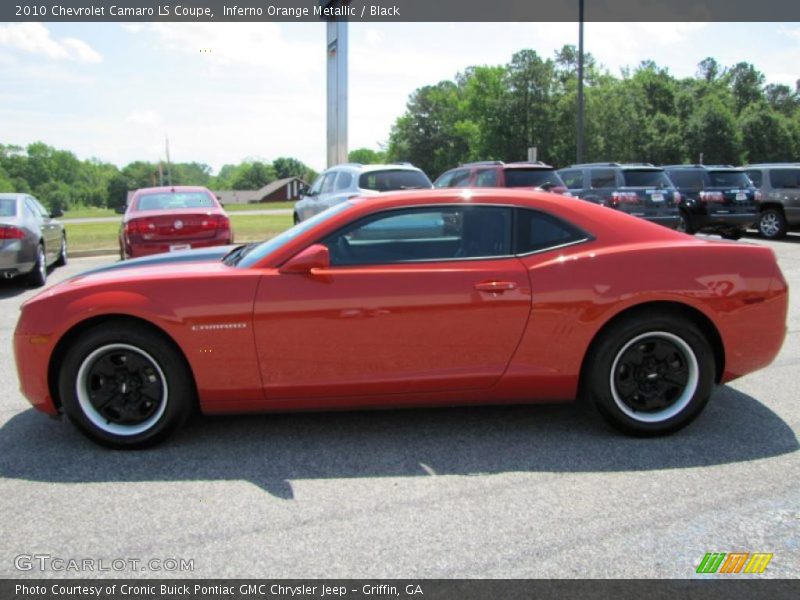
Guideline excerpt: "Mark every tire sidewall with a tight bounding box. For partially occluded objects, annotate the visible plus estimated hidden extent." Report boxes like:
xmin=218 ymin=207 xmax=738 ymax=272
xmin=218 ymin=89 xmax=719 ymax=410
xmin=58 ymin=325 xmax=193 ymax=448
xmin=758 ymin=208 xmax=787 ymax=239
xmin=588 ymin=315 xmax=715 ymax=436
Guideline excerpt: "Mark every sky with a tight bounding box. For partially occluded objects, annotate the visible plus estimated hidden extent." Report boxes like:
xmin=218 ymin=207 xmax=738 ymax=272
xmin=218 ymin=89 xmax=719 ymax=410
xmin=1 ymin=21 xmax=799 ymax=174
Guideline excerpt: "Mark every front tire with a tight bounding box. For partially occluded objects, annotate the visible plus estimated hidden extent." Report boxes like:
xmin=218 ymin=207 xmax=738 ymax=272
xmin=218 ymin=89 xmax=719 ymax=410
xmin=584 ymin=313 xmax=715 ymax=436
xmin=54 ymin=233 xmax=68 ymax=267
xmin=58 ymin=323 xmax=194 ymax=448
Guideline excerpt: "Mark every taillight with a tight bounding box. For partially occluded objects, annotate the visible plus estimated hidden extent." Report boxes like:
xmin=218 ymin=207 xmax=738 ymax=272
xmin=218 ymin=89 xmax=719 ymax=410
xmin=125 ymin=218 xmax=156 ymax=236
xmin=0 ymin=225 xmax=25 ymax=239
xmin=201 ymin=215 xmax=229 ymax=231
xmin=755 ymin=190 xmax=763 ymax=202
xmin=699 ymin=191 xmax=724 ymax=203
xmin=673 ymin=191 xmax=682 ymax=204
xmin=611 ymin=191 xmax=639 ymax=205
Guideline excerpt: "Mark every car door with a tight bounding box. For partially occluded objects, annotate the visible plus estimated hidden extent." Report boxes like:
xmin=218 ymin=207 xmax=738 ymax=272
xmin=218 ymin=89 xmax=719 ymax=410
xmin=25 ymin=197 xmax=59 ymax=261
xmin=297 ymin=174 xmax=326 ymax=221
xmin=559 ymin=169 xmax=584 ymax=198
xmin=252 ymin=205 xmax=532 ymax=400
xmin=314 ymin=171 xmax=338 ymax=215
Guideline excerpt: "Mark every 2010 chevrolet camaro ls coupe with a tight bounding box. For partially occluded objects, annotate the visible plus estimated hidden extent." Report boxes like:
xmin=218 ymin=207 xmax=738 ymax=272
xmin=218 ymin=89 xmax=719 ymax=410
xmin=14 ymin=189 xmax=788 ymax=448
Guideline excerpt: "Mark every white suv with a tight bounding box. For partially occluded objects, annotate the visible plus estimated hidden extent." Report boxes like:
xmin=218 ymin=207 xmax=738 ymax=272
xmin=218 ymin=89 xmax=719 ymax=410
xmin=294 ymin=163 xmax=432 ymax=223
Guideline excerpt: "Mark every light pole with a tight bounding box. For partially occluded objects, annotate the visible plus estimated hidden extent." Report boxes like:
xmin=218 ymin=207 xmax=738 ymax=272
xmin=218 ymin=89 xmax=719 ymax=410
xmin=326 ymin=17 xmax=348 ymax=167
xmin=576 ymin=0 xmax=585 ymax=164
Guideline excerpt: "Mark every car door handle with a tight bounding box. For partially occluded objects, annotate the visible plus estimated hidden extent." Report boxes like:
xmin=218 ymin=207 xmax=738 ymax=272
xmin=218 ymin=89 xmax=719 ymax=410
xmin=474 ymin=281 xmax=517 ymax=292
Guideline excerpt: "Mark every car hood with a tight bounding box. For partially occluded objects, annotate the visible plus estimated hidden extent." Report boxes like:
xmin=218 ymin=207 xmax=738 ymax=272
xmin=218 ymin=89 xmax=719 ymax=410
xmin=72 ymin=245 xmax=237 ymax=280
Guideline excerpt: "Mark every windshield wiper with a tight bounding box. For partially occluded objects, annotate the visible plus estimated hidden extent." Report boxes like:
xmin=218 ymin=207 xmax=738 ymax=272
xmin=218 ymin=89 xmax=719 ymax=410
xmin=222 ymin=243 xmax=257 ymax=266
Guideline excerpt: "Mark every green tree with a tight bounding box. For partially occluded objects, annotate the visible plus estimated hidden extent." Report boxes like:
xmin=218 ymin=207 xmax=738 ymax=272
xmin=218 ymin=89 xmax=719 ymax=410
xmin=685 ymin=95 xmax=742 ymax=164
xmin=739 ymin=101 xmax=796 ymax=163
xmin=347 ymin=148 xmax=386 ymax=165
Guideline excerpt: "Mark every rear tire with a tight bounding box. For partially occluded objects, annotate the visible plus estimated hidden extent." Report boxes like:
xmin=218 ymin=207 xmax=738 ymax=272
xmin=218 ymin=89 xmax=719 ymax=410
xmin=58 ymin=323 xmax=194 ymax=448
xmin=27 ymin=243 xmax=47 ymax=287
xmin=677 ymin=210 xmax=696 ymax=234
xmin=758 ymin=208 xmax=788 ymax=239
xmin=584 ymin=313 xmax=715 ymax=436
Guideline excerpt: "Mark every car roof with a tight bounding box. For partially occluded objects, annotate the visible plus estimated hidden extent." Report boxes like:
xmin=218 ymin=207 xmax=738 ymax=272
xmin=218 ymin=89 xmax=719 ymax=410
xmin=566 ymin=162 xmax=660 ymax=170
xmin=0 ymin=193 xmax=24 ymax=200
xmin=329 ymin=163 xmax=424 ymax=174
xmin=743 ymin=163 xmax=800 ymax=168
xmin=134 ymin=186 xmax=212 ymax=194
xmin=663 ymin=164 xmax=742 ymax=171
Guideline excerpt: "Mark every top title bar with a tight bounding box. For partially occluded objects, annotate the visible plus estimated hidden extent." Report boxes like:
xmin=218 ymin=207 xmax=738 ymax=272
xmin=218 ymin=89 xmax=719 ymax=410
xmin=3 ymin=0 xmax=800 ymax=22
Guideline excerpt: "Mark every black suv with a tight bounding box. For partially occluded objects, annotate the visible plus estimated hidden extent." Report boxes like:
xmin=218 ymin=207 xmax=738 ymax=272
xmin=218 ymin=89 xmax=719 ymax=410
xmin=557 ymin=163 xmax=681 ymax=228
xmin=434 ymin=161 xmax=569 ymax=194
xmin=662 ymin=165 xmax=759 ymax=239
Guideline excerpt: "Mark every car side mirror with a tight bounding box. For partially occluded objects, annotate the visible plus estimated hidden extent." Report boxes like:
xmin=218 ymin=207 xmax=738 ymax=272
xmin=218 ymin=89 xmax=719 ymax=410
xmin=50 ymin=209 xmax=64 ymax=218
xmin=115 ymin=205 xmax=126 ymax=214
xmin=279 ymin=244 xmax=330 ymax=274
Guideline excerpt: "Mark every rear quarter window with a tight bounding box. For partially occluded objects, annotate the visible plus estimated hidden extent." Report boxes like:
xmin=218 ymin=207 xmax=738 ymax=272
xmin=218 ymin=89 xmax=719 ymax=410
xmin=515 ymin=208 xmax=588 ymax=254
xmin=768 ymin=169 xmax=800 ymax=189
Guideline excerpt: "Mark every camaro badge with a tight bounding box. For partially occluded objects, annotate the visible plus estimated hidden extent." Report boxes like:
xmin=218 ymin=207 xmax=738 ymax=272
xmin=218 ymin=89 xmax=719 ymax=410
xmin=174 ymin=219 xmax=184 ymax=230
xmin=191 ymin=323 xmax=247 ymax=331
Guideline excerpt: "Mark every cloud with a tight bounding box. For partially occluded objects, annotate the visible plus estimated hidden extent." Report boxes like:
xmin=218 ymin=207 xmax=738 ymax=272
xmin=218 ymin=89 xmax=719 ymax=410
xmin=126 ymin=109 xmax=163 ymax=127
xmin=0 ymin=23 xmax=102 ymax=63
xmin=142 ymin=23 xmax=320 ymax=76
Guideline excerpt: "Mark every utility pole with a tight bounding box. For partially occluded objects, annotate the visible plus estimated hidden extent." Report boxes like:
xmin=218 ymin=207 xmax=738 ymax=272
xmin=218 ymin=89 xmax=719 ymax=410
xmin=165 ymin=135 xmax=173 ymax=186
xmin=326 ymin=18 xmax=348 ymax=167
xmin=576 ymin=0 xmax=585 ymax=164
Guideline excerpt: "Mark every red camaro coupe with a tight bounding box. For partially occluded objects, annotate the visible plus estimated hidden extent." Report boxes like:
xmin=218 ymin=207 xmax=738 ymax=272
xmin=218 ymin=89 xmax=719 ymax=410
xmin=14 ymin=189 xmax=788 ymax=448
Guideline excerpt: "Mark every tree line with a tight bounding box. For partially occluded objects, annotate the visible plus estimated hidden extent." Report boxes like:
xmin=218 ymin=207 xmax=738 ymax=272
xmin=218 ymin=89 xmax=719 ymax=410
xmin=384 ymin=47 xmax=800 ymax=179
xmin=0 ymin=143 xmax=317 ymax=212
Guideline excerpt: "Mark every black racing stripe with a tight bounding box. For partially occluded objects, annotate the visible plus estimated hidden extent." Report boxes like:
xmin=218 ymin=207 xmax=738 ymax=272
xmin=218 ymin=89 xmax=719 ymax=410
xmin=73 ymin=245 xmax=237 ymax=279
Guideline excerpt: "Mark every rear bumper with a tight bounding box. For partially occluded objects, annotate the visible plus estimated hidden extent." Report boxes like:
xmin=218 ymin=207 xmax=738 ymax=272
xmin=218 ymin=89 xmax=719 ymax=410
xmin=126 ymin=234 xmax=232 ymax=259
xmin=696 ymin=212 xmax=759 ymax=230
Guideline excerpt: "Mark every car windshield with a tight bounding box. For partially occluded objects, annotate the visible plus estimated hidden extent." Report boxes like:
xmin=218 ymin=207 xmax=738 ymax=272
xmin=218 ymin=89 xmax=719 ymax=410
xmin=358 ymin=170 xmax=431 ymax=191
xmin=708 ymin=171 xmax=752 ymax=188
xmin=622 ymin=170 xmax=672 ymax=188
xmin=0 ymin=198 xmax=17 ymax=217
xmin=504 ymin=169 xmax=563 ymax=188
xmin=134 ymin=192 xmax=216 ymax=211
xmin=235 ymin=201 xmax=354 ymax=268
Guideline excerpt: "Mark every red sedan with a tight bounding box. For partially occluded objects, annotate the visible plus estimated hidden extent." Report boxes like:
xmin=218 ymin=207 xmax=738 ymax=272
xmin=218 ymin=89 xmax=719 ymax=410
xmin=15 ymin=189 xmax=788 ymax=448
xmin=119 ymin=186 xmax=232 ymax=259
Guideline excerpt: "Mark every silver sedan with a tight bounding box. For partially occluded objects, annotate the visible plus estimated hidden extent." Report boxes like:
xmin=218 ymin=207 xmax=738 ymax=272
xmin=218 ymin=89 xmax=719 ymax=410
xmin=0 ymin=193 xmax=67 ymax=286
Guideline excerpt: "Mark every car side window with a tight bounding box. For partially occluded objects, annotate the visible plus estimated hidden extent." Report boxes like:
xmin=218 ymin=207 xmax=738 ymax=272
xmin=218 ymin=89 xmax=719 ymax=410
xmin=515 ymin=208 xmax=589 ymax=254
xmin=307 ymin=174 xmax=325 ymax=196
xmin=559 ymin=170 xmax=583 ymax=189
xmin=323 ymin=205 xmax=512 ymax=266
xmin=334 ymin=172 xmax=353 ymax=191
xmin=474 ymin=169 xmax=499 ymax=187
xmin=433 ymin=171 xmax=455 ymax=188
xmin=449 ymin=169 xmax=472 ymax=187
xmin=746 ymin=170 xmax=763 ymax=188
xmin=24 ymin=198 xmax=45 ymax=220
xmin=320 ymin=173 xmax=337 ymax=194
xmin=769 ymin=169 xmax=800 ymax=189
xmin=590 ymin=169 xmax=616 ymax=188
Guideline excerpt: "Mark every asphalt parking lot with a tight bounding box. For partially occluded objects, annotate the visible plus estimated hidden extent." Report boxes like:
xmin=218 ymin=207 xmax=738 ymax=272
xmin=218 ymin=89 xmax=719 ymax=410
xmin=0 ymin=233 xmax=798 ymax=579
